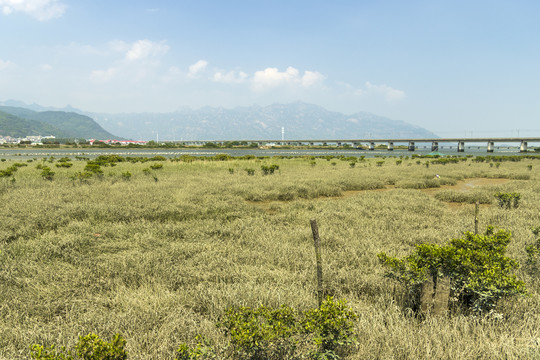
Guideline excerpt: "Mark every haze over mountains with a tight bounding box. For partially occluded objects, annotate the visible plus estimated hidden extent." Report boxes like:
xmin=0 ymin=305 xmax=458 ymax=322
xmin=0 ymin=100 xmax=438 ymax=141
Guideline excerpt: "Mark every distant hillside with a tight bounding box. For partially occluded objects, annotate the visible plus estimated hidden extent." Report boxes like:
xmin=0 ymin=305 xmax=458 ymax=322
xmin=0 ymin=106 xmax=117 ymax=139
xmin=0 ymin=111 xmax=60 ymax=138
xmin=92 ymin=102 xmax=438 ymax=141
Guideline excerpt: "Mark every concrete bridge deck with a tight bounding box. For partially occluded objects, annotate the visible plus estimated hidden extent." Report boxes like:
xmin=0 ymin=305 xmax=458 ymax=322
xmin=176 ymin=137 xmax=540 ymax=153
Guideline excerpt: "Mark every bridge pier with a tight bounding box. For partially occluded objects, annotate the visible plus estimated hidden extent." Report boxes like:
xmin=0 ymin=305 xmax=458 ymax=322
xmin=369 ymin=142 xmax=375 ymax=150
xmin=431 ymin=141 xmax=439 ymax=151
xmin=408 ymin=141 xmax=415 ymax=151
xmin=458 ymin=141 xmax=465 ymax=152
xmin=520 ymin=141 xmax=528 ymax=152
xmin=388 ymin=142 xmax=394 ymax=151
xmin=487 ymin=141 xmax=494 ymax=153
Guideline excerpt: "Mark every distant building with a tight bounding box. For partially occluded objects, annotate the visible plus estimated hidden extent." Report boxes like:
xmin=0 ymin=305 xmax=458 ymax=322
xmin=89 ymin=139 xmax=148 ymax=146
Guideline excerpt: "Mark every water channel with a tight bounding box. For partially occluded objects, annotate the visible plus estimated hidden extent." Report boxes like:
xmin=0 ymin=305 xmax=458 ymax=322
xmin=0 ymin=145 xmax=538 ymax=160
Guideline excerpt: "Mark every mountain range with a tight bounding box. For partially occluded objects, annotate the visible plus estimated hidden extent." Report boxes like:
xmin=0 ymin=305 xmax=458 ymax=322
xmin=92 ymin=102 xmax=438 ymax=141
xmin=0 ymin=100 xmax=438 ymax=141
xmin=0 ymin=104 xmax=116 ymax=139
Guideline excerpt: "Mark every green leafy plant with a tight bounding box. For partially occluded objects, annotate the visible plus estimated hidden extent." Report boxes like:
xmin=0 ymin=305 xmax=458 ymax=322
xmin=218 ymin=304 xmax=298 ymax=359
xmin=494 ymin=192 xmax=521 ymax=208
xmin=84 ymin=162 xmax=103 ymax=175
xmin=30 ymin=333 xmax=127 ymax=360
xmin=150 ymin=163 xmax=163 ymax=170
xmin=261 ymin=164 xmax=279 ymax=175
xmin=175 ymin=335 xmax=217 ymax=360
xmin=30 ymin=344 xmax=73 ymax=360
xmin=76 ymin=333 xmax=127 ymax=360
xmin=245 ymin=168 xmax=255 ymax=176
xmin=378 ymin=226 xmax=526 ymax=313
xmin=41 ymin=167 xmax=55 ymax=180
xmin=217 ymin=298 xmax=357 ymax=360
xmin=121 ymin=171 xmax=132 ymax=181
xmin=302 ymin=296 xmax=358 ymax=357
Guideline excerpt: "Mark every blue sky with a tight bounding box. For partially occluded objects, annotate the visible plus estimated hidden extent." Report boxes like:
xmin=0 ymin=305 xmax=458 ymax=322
xmin=1 ymin=0 xmax=539 ymax=137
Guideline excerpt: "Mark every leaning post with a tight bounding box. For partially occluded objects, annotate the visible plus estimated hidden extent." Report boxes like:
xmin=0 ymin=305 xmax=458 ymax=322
xmin=474 ymin=201 xmax=479 ymax=235
xmin=310 ymin=219 xmax=324 ymax=307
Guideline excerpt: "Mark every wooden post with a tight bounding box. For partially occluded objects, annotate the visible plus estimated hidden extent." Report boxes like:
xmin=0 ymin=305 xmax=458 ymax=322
xmin=310 ymin=219 xmax=324 ymax=307
xmin=420 ymin=276 xmax=435 ymax=316
xmin=474 ymin=201 xmax=479 ymax=234
xmin=433 ymin=276 xmax=450 ymax=316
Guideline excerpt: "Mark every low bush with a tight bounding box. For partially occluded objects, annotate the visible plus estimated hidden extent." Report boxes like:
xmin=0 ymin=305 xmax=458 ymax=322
xmin=378 ymin=226 xmax=526 ymax=314
xmin=30 ymin=333 xmax=127 ymax=360
xmin=494 ymin=192 xmax=521 ymax=208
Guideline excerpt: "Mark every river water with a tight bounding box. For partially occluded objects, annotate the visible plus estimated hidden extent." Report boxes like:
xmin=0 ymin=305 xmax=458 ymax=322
xmin=0 ymin=145 xmax=537 ymax=159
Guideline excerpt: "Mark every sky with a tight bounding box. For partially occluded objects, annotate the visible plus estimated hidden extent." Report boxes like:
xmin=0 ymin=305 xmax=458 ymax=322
xmin=1 ymin=0 xmax=539 ymax=137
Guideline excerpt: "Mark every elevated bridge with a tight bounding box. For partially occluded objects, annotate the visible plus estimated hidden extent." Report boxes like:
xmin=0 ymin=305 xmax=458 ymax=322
xmin=177 ymin=137 xmax=540 ymax=153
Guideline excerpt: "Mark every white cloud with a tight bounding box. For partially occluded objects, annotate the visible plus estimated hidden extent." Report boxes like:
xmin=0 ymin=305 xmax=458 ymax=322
xmin=252 ymin=66 xmax=325 ymax=91
xmin=40 ymin=63 xmax=52 ymax=71
xmin=125 ymin=40 xmax=169 ymax=61
xmin=0 ymin=0 xmax=66 ymax=21
xmin=188 ymin=60 xmax=208 ymax=78
xmin=90 ymin=67 xmax=117 ymax=83
xmin=365 ymin=82 xmax=405 ymax=101
xmin=253 ymin=67 xmax=298 ymax=90
xmin=301 ymin=70 xmax=325 ymax=88
xmin=0 ymin=59 xmax=14 ymax=70
xmin=213 ymin=70 xmax=248 ymax=84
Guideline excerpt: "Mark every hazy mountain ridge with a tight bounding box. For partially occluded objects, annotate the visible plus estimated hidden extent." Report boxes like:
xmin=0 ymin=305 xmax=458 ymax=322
xmin=0 ymin=105 xmax=117 ymax=139
xmin=92 ymin=102 xmax=438 ymax=141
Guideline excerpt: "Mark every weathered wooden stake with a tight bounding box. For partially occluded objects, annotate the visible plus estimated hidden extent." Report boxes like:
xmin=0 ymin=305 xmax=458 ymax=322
xmin=474 ymin=201 xmax=479 ymax=234
xmin=310 ymin=219 xmax=324 ymax=307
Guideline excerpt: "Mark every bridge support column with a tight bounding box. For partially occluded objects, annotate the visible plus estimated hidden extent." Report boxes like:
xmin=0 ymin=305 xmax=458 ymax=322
xmin=369 ymin=142 xmax=375 ymax=150
xmin=520 ymin=141 xmax=528 ymax=152
xmin=431 ymin=141 xmax=439 ymax=151
xmin=388 ymin=142 xmax=394 ymax=151
xmin=408 ymin=141 xmax=415 ymax=151
xmin=487 ymin=141 xmax=494 ymax=153
xmin=458 ymin=141 xmax=465 ymax=152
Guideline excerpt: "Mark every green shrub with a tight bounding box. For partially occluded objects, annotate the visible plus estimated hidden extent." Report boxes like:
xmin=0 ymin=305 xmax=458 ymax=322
xmin=30 ymin=333 xmax=127 ymax=360
xmin=494 ymin=192 xmax=521 ymax=208
xmin=261 ymin=164 xmax=279 ymax=175
xmin=56 ymin=162 xmax=73 ymax=168
xmin=149 ymin=163 xmax=163 ymax=170
xmin=70 ymin=171 xmax=93 ymax=183
xmin=302 ymin=296 xmax=358 ymax=356
xmin=175 ymin=336 xmax=217 ymax=360
xmin=76 ymin=333 xmax=127 ymax=360
xmin=378 ymin=226 xmax=526 ymax=313
xmin=84 ymin=162 xmax=103 ymax=174
xmin=216 ymin=297 xmax=357 ymax=359
xmin=41 ymin=167 xmax=55 ymax=180
xmin=121 ymin=171 xmax=132 ymax=181
xmin=219 ymin=304 xmax=298 ymax=359
xmin=245 ymin=168 xmax=255 ymax=176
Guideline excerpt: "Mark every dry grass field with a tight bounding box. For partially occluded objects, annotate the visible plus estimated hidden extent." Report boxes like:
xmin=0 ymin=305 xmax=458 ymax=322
xmin=0 ymin=154 xmax=539 ymax=359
